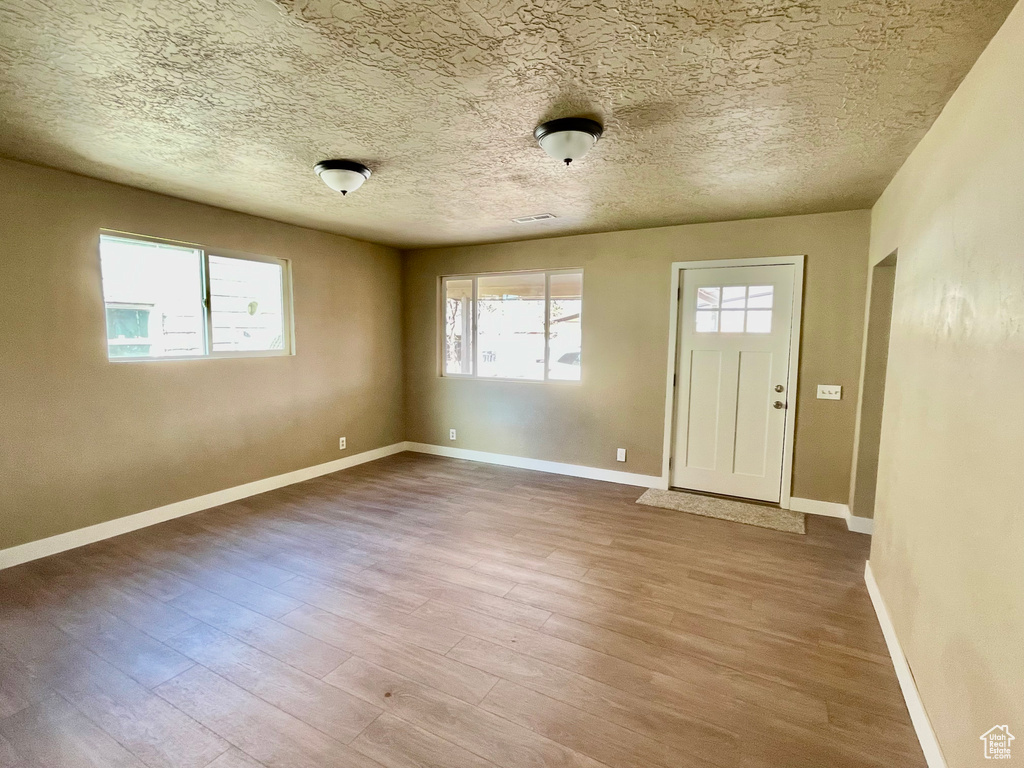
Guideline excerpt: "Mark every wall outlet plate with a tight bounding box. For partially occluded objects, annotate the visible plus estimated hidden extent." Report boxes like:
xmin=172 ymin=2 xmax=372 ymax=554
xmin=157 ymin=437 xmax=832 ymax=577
xmin=817 ymin=385 xmax=842 ymax=400
xmin=339 ymin=437 xmax=346 ymax=450
xmin=616 ymin=448 xmax=627 ymax=462
xmin=449 ymin=429 xmax=457 ymax=440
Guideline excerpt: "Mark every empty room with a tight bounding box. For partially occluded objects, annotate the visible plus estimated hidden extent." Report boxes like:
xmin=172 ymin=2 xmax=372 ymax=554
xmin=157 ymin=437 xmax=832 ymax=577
xmin=0 ymin=1 xmax=1021 ymax=767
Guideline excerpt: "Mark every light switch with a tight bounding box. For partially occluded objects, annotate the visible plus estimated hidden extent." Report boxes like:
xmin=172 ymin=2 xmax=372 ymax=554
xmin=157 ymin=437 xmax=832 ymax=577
xmin=817 ymin=385 xmax=842 ymax=400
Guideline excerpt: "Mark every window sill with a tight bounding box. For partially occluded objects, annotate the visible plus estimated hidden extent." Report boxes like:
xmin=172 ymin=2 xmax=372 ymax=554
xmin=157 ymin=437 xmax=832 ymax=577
xmin=108 ymin=351 xmax=294 ymax=363
xmin=439 ymin=374 xmax=582 ymax=385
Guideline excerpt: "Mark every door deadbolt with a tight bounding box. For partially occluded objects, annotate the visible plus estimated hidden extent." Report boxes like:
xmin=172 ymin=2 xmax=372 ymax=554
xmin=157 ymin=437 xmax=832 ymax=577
xmin=773 ymin=400 xmax=786 ymax=409
xmin=774 ymin=384 xmax=784 ymax=393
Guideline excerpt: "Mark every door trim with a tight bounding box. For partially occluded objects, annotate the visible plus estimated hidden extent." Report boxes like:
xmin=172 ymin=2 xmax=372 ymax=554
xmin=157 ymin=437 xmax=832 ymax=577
xmin=660 ymin=255 xmax=805 ymax=508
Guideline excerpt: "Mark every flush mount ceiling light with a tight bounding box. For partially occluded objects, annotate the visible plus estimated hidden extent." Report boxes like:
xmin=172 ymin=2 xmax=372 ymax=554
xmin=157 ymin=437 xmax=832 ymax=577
xmin=314 ymin=159 xmax=371 ymax=196
xmin=534 ymin=117 xmax=603 ymax=166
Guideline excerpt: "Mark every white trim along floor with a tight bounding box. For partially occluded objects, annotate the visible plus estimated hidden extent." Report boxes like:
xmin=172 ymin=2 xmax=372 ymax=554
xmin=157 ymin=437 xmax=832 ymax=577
xmin=1 ymin=441 xmax=872 ymax=570
xmin=865 ymin=561 xmax=947 ymax=768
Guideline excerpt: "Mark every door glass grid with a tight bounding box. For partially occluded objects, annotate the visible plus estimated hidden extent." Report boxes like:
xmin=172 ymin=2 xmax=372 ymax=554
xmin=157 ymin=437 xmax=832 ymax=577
xmin=695 ymin=285 xmax=773 ymax=334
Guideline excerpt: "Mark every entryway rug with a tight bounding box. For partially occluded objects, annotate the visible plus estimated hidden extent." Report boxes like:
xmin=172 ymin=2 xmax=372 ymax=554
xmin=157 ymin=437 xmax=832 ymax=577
xmin=636 ymin=488 xmax=805 ymax=534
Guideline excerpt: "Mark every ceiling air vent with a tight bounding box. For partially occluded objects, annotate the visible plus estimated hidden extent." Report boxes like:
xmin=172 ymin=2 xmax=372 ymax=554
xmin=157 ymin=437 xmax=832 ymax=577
xmin=512 ymin=213 xmax=557 ymax=224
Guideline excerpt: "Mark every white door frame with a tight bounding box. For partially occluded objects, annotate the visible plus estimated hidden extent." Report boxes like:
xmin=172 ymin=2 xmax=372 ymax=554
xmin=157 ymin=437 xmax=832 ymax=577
xmin=660 ymin=255 xmax=805 ymax=508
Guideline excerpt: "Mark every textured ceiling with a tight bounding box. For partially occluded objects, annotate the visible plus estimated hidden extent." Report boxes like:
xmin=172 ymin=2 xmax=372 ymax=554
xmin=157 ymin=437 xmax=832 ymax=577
xmin=0 ymin=0 xmax=1015 ymax=248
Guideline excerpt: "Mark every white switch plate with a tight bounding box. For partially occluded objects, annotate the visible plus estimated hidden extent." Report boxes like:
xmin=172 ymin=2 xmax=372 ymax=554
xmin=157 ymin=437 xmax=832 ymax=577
xmin=817 ymin=385 xmax=842 ymax=400
xmin=339 ymin=437 xmax=346 ymax=450
xmin=616 ymin=448 xmax=627 ymax=462
xmin=449 ymin=429 xmax=457 ymax=441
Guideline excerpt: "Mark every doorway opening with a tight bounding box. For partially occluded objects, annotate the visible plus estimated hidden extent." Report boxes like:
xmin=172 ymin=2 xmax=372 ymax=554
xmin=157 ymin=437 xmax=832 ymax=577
xmin=850 ymin=251 xmax=898 ymax=519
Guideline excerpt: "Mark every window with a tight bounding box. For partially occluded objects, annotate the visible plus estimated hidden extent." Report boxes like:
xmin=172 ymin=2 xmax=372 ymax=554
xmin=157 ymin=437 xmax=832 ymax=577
xmin=443 ymin=278 xmax=473 ymax=375
xmin=99 ymin=233 xmax=291 ymax=360
xmin=442 ymin=269 xmax=582 ymax=381
xmin=695 ymin=285 xmax=773 ymax=334
xmin=106 ymin=305 xmax=155 ymax=358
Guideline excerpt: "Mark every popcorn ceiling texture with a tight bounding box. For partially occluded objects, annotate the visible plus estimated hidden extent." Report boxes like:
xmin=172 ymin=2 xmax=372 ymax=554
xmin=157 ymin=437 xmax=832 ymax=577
xmin=0 ymin=0 xmax=1014 ymax=247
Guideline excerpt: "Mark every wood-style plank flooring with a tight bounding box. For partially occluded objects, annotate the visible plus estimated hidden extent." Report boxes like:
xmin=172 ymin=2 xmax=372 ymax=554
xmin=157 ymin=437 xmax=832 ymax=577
xmin=0 ymin=453 xmax=925 ymax=768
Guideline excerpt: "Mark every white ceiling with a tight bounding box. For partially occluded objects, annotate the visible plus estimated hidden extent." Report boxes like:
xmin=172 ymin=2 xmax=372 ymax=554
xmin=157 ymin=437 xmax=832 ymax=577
xmin=0 ymin=0 xmax=1015 ymax=248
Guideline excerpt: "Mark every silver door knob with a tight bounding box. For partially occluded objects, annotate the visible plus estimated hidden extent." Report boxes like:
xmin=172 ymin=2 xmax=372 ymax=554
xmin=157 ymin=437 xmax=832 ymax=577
xmin=774 ymin=384 xmax=784 ymax=393
xmin=773 ymin=400 xmax=786 ymax=409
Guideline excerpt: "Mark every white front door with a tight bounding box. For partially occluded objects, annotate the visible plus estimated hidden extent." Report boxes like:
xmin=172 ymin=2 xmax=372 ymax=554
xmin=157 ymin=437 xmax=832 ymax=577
xmin=671 ymin=264 xmax=796 ymax=502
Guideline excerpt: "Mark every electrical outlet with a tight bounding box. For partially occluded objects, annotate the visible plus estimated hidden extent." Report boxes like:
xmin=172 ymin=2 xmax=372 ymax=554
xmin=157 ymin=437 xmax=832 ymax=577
xmin=817 ymin=385 xmax=842 ymax=400
xmin=616 ymin=448 xmax=627 ymax=462
xmin=449 ymin=429 xmax=457 ymax=441
xmin=339 ymin=437 xmax=347 ymax=450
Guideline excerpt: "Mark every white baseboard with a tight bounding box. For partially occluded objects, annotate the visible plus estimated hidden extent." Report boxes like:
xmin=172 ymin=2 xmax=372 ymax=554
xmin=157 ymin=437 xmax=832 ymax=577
xmin=403 ymin=447 xmax=874 ymax=529
xmin=864 ymin=561 xmax=946 ymax=768
xmin=405 ymin=442 xmax=664 ymax=488
xmin=845 ymin=514 xmax=875 ymax=535
xmin=790 ymin=497 xmax=874 ymax=534
xmin=1 ymin=442 xmax=870 ymax=571
xmin=789 ymin=497 xmax=847 ymax=518
xmin=0 ymin=442 xmax=408 ymax=571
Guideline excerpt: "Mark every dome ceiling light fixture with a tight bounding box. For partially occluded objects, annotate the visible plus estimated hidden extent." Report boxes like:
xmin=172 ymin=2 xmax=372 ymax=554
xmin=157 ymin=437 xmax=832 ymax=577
xmin=533 ymin=117 xmax=603 ymax=166
xmin=314 ymin=159 xmax=371 ymax=196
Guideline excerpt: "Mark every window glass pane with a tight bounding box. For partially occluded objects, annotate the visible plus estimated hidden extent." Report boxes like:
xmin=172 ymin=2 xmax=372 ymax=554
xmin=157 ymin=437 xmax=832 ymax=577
xmin=745 ymin=309 xmax=772 ymax=333
xmin=721 ymin=286 xmax=746 ymax=309
xmin=696 ymin=287 xmax=719 ymax=309
xmin=747 ymin=286 xmax=773 ymax=309
xmin=209 ymin=256 xmax=285 ymax=352
xmin=477 ymin=272 xmax=545 ymax=380
xmin=548 ymin=272 xmax=582 ymax=381
xmin=99 ymin=235 xmax=205 ymax=358
xmin=443 ymin=278 xmax=473 ymax=374
xmin=695 ymin=310 xmax=719 ymax=333
xmin=720 ymin=309 xmax=745 ymax=332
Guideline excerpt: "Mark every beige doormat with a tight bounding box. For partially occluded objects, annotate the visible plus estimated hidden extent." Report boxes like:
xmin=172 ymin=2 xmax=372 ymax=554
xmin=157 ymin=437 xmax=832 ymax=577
xmin=636 ymin=488 xmax=805 ymax=534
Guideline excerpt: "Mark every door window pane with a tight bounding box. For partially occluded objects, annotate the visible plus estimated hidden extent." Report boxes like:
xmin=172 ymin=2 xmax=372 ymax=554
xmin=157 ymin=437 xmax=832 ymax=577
xmin=99 ymin=235 xmax=205 ymax=358
xmin=443 ymin=278 xmax=473 ymax=374
xmin=548 ymin=272 xmax=582 ymax=381
xmin=696 ymin=287 xmax=720 ymax=309
xmin=692 ymin=284 xmax=775 ymax=334
xmin=747 ymin=286 xmax=773 ymax=309
xmin=209 ymin=256 xmax=285 ymax=352
xmin=695 ymin=310 xmax=719 ymax=333
xmin=477 ymin=273 xmax=546 ymax=380
xmin=721 ymin=286 xmax=747 ymax=309
xmin=746 ymin=310 xmax=773 ymax=333
xmin=720 ymin=309 xmax=745 ymax=333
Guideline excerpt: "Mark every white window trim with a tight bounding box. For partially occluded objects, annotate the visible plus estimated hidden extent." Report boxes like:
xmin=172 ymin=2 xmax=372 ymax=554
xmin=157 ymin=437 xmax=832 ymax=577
xmin=99 ymin=229 xmax=295 ymax=362
xmin=439 ymin=268 xmax=583 ymax=384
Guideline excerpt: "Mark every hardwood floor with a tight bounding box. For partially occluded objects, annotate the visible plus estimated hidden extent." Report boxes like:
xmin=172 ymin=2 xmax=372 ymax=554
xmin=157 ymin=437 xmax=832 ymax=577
xmin=0 ymin=452 xmax=925 ymax=768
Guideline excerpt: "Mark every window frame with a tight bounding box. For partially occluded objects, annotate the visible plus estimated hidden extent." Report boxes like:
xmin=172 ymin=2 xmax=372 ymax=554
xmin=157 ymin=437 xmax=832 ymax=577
xmin=439 ymin=267 xmax=583 ymax=383
xmin=99 ymin=230 xmax=295 ymax=362
xmin=694 ymin=284 xmax=775 ymax=335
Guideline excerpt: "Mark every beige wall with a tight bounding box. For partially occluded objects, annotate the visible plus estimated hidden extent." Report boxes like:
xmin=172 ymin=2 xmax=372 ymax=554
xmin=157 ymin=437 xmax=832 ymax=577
xmin=0 ymin=158 xmax=404 ymax=551
xmin=867 ymin=2 xmax=1024 ymax=764
xmin=404 ymin=210 xmax=870 ymax=503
